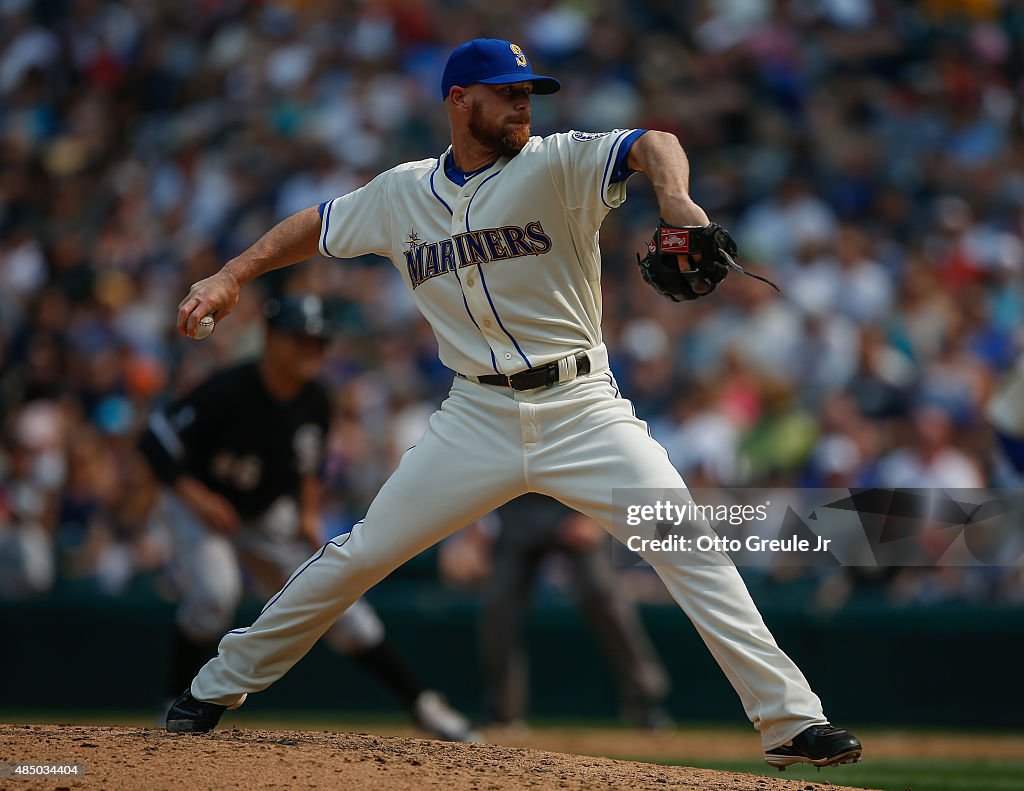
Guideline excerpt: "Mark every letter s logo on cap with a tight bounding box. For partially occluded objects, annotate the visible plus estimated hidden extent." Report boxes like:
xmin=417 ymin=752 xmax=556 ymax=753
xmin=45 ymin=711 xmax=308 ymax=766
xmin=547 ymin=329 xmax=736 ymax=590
xmin=510 ymin=43 xmax=527 ymax=67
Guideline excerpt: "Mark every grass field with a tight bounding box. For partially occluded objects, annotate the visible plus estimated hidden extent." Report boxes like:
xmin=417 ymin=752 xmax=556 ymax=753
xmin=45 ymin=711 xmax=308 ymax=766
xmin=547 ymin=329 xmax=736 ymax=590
xmin=3 ymin=712 xmax=1021 ymax=791
xmin=672 ymin=759 xmax=1024 ymax=791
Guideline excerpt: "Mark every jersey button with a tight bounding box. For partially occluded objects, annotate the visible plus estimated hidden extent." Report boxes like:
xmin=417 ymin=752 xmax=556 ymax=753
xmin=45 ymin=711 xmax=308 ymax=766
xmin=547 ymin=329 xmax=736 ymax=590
xmin=467 ymin=277 xmax=474 ymax=287
xmin=504 ymin=353 xmax=513 ymax=360
xmin=483 ymin=319 xmax=492 ymax=327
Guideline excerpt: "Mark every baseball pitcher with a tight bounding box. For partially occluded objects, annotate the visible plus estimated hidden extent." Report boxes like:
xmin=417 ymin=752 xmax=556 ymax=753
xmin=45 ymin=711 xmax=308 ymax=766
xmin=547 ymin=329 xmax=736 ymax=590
xmin=167 ymin=39 xmax=861 ymax=770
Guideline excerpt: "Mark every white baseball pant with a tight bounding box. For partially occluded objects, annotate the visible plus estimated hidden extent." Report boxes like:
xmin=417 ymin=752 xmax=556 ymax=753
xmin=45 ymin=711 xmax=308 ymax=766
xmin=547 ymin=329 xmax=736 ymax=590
xmin=192 ymin=362 xmax=827 ymax=748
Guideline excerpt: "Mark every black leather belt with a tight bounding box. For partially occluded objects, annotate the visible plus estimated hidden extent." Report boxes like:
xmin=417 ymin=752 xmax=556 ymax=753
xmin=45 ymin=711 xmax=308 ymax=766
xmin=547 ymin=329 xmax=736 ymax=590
xmin=460 ymin=352 xmax=591 ymax=391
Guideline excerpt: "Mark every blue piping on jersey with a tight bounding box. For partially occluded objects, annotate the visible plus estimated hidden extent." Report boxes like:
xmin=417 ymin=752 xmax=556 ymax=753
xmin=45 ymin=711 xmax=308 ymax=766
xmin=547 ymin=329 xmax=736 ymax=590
xmin=319 ymin=197 xmax=337 ymax=257
xmin=465 ymin=169 xmax=532 ymax=370
xmin=429 ymin=158 xmax=454 ymax=215
xmin=600 ymin=129 xmax=636 ymax=210
xmin=429 ymin=156 xmax=499 ymax=373
xmin=453 ymin=261 xmax=500 ymax=372
xmin=609 ymin=129 xmax=647 ymax=184
xmin=478 ymin=273 xmax=530 ymax=370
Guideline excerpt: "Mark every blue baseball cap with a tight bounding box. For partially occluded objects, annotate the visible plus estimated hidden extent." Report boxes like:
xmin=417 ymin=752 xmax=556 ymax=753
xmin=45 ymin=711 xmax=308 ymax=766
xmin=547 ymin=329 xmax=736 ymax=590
xmin=441 ymin=39 xmax=560 ymax=101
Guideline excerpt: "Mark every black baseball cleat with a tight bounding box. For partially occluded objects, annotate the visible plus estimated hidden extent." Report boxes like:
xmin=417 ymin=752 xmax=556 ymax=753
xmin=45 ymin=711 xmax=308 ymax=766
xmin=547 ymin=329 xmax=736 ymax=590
xmin=764 ymin=723 xmax=862 ymax=770
xmin=166 ymin=689 xmax=246 ymax=734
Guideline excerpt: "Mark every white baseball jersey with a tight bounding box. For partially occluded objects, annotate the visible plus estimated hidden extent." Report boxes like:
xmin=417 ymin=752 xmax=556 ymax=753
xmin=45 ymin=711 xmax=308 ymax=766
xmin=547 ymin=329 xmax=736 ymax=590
xmin=319 ymin=130 xmax=638 ymax=376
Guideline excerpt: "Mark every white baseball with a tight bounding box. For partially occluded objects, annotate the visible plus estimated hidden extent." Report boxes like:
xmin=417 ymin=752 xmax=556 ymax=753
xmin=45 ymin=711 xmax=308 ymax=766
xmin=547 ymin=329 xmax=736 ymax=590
xmin=193 ymin=315 xmax=215 ymax=340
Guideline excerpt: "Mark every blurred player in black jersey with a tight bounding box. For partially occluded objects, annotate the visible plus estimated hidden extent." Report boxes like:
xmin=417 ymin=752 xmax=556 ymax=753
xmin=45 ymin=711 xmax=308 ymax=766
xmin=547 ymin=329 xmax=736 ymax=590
xmin=140 ymin=294 xmax=478 ymax=742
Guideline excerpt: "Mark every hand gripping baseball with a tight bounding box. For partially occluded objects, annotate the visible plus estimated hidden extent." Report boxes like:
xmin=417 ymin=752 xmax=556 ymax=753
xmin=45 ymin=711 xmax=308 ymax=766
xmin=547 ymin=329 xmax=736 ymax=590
xmin=177 ymin=270 xmax=241 ymax=338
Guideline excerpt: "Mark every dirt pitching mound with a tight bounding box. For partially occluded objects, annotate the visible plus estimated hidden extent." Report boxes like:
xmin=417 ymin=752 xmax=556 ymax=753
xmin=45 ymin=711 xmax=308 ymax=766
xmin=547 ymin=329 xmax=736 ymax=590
xmin=1 ymin=724 xmax=870 ymax=791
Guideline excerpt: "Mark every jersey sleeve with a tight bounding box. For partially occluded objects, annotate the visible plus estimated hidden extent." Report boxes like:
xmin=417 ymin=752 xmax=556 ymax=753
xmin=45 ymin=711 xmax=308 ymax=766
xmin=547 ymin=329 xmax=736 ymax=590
xmin=319 ymin=170 xmax=394 ymax=258
xmin=546 ymin=129 xmax=643 ymax=212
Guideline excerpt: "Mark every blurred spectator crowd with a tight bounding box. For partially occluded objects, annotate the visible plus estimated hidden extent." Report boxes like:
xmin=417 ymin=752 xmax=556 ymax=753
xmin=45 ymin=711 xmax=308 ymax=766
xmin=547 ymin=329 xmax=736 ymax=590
xmin=2 ymin=0 xmax=1024 ymax=606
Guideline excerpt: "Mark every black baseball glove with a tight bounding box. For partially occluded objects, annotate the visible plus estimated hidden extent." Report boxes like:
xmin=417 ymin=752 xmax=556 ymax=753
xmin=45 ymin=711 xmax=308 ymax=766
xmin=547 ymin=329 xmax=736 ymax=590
xmin=637 ymin=220 xmax=778 ymax=302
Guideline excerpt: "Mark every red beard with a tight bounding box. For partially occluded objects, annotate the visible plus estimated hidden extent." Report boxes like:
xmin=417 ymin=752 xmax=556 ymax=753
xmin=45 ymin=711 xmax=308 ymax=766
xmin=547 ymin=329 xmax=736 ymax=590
xmin=468 ymin=99 xmax=531 ymax=158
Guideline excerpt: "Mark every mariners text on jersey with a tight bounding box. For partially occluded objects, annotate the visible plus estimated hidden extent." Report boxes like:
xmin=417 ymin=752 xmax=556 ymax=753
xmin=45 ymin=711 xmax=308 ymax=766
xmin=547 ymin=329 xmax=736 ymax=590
xmin=404 ymin=221 xmax=552 ymax=288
